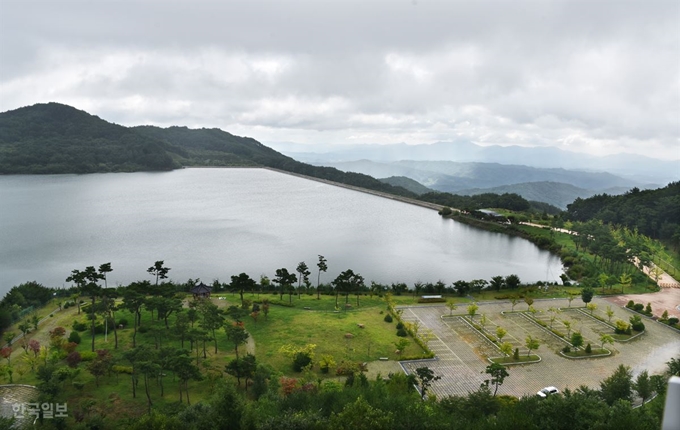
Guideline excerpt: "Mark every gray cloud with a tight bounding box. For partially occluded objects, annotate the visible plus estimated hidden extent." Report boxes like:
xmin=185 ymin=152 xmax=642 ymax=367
xmin=1 ymin=0 xmax=678 ymax=159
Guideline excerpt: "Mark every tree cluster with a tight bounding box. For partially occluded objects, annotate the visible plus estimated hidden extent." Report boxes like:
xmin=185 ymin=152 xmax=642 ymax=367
xmin=566 ymin=182 xmax=680 ymax=248
xmin=65 ymin=360 xmax=674 ymax=430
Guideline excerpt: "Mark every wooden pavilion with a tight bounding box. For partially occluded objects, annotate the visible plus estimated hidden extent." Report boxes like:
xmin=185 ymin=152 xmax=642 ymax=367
xmin=190 ymin=282 xmax=212 ymax=299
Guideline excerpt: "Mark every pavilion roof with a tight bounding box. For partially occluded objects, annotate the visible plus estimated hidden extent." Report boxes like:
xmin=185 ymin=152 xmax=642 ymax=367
xmin=190 ymin=283 xmax=212 ymax=294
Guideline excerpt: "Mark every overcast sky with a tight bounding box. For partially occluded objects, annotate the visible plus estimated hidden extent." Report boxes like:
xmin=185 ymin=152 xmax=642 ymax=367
xmin=1 ymin=0 xmax=678 ymax=159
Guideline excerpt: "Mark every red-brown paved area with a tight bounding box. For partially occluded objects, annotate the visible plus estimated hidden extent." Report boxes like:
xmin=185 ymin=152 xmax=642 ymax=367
xmin=604 ymin=288 xmax=680 ymax=319
xmin=398 ymin=298 xmax=680 ymax=399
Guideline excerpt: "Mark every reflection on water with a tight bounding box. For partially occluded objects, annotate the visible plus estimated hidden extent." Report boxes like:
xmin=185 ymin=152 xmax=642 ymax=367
xmin=0 ymin=169 xmax=563 ymax=295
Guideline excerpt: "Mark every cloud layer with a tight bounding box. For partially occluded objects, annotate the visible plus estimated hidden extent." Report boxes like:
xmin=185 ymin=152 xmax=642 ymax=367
xmin=1 ymin=0 xmax=678 ymax=158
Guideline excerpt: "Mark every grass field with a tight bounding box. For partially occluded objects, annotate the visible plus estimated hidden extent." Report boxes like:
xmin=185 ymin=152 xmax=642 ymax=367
xmin=1 ymin=292 xmax=433 ymax=419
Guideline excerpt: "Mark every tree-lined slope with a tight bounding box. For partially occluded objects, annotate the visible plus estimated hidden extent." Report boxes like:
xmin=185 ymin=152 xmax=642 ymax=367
xmin=0 ymin=103 xmax=178 ymax=173
xmin=566 ymin=182 xmax=680 ymax=245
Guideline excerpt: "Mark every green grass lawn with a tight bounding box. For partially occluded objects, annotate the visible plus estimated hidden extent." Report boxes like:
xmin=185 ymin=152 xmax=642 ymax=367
xmin=236 ymin=294 xmax=429 ymax=372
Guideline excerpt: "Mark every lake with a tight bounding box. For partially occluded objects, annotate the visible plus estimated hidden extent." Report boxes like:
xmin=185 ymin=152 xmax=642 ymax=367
xmin=0 ymin=168 xmax=563 ymax=297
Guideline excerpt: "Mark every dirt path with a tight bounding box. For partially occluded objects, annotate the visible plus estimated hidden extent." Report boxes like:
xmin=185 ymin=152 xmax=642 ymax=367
xmin=245 ymin=335 xmax=255 ymax=355
xmin=209 ymin=296 xmax=257 ymax=355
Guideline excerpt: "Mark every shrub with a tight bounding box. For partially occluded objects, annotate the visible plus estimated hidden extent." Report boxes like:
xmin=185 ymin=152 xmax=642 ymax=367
xmin=112 ymin=365 xmax=133 ymax=375
xmin=630 ymin=315 xmax=645 ymax=332
xmin=66 ymin=351 xmax=81 ymax=368
xmin=417 ymin=297 xmax=446 ymax=303
xmin=513 ymin=348 xmax=520 ymax=360
xmin=137 ymin=325 xmax=148 ymax=334
xmin=293 ymin=352 xmax=312 ymax=372
xmin=383 ymin=314 xmax=393 ymax=323
xmin=396 ymin=322 xmax=404 ymax=330
xmin=319 ymin=355 xmax=336 ymax=374
xmin=644 ymin=303 xmax=652 ymax=315
xmin=80 ymin=351 xmax=97 ymax=362
xmin=633 ymin=303 xmax=644 ymax=312
xmin=615 ymin=320 xmax=631 ymax=335
xmin=72 ymin=321 xmax=88 ymax=332
xmin=64 ymin=342 xmax=78 ymax=354
xmin=335 ymin=361 xmax=364 ymax=376
xmin=585 ymin=343 xmax=592 ymax=354
xmin=396 ymin=328 xmax=408 ymax=337
xmin=626 ymin=300 xmax=635 ymax=309
xmin=68 ymin=331 xmax=81 ymax=344
xmin=668 ymin=317 xmax=679 ymax=326
xmin=93 ymin=324 xmax=105 ymax=335
xmin=562 ymin=346 xmax=571 ymax=353
xmin=72 ymin=381 xmax=85 ymax=390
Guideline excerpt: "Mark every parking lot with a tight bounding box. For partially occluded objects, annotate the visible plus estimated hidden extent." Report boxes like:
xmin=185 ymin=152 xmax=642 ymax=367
xmin=397 ymin=298 xmax=680 ymax=398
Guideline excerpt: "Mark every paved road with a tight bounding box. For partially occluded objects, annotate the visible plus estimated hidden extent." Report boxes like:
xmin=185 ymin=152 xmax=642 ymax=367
xmin=398 ymin=298 xmax=680 ymax=399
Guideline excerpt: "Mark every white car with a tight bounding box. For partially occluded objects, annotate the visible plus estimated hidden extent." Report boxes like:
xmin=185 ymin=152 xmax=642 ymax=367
xmin=537 ymin=386 xmax=559 ymax=398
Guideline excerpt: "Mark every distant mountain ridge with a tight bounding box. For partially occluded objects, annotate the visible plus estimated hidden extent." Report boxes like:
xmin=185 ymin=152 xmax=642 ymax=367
xmin=311 ymin=159 xmax=653 ymax=208
xmin=456 ymin=181 xmax=631 ymax=210
xmin=314 ymin=159 xmax=643 ymax=192
xmin=272 ymin=141 xmax=679 ymax=185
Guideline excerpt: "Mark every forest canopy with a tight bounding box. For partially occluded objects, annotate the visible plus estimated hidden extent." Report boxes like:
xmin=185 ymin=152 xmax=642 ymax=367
xmin=566 ymin=182 xmax=680 ymax=245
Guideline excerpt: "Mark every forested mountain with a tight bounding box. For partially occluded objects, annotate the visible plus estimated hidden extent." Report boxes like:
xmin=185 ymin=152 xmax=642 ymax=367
xmin=566 ymin=182 xmax=680 ymax=245
xmin=0 ymin=103 xmax=416 ymax=198
xmin=0 ymin=103 xmax=178 ymax=173
xmin=133 ymin=125 xmax=286 ymax=167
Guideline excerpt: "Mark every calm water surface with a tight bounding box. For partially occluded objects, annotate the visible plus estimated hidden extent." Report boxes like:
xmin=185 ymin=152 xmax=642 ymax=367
xmin=0 ymin=168 xmax=563 ymax=296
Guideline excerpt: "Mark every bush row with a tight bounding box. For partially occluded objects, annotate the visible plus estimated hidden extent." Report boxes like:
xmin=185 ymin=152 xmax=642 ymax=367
xmin=387 ymin=305 xmax=435 ymax=359
xmin=416 ymin=297 xmax=446 ymax=303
